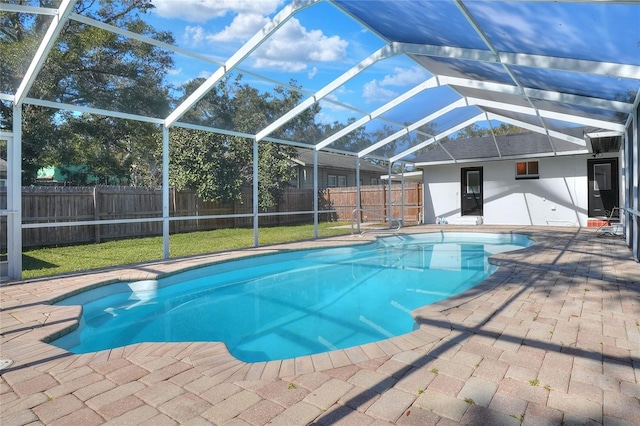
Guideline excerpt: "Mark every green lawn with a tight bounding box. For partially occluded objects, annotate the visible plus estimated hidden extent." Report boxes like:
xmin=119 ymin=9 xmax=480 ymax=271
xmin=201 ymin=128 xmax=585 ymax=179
xmin=21 ymin=222 xmax=353 ymax=280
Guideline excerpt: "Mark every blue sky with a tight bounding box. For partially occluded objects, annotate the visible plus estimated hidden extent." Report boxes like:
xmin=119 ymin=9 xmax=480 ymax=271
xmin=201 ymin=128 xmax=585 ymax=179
xmin=145 ymin=0 xmax=432 ymax=127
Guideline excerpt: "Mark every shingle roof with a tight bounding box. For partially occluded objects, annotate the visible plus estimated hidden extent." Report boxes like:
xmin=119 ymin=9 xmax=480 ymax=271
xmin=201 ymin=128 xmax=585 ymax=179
xmin=294 ymin=148 xmax=387 ymax=173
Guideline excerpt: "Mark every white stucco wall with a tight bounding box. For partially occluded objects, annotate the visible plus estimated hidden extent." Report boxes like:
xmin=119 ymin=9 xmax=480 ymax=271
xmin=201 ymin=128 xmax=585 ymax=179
xmin=421 ymin=154 xmax=609 ymax=227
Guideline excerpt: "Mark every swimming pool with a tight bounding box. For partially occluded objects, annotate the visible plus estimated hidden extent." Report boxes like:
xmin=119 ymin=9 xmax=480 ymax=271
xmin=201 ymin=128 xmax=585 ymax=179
xmin=52 ymin=232 xmax=531 ymax=362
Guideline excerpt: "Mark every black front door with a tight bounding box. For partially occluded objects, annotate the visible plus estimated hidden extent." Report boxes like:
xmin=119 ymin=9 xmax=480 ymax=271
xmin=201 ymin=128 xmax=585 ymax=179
xmin=461 ymin=167 xmax=483 ymax=216
xmin=588 ymin=158 xmax=619 ymax=218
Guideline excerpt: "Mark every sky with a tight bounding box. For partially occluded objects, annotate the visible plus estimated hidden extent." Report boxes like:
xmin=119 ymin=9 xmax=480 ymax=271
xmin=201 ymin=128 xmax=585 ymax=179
xmin=144 ymin=0 xmax=433 ymax=128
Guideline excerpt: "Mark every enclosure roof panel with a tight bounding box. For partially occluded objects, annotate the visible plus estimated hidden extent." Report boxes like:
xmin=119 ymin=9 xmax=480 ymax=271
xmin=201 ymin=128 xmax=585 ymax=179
xmin=2 ymin=0 xmax=638 ymax=163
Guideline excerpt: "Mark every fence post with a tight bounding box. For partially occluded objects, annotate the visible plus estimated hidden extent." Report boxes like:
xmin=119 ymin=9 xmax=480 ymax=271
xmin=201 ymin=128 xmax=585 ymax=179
xmin=93 ymin=186 xmax=101 ymax=243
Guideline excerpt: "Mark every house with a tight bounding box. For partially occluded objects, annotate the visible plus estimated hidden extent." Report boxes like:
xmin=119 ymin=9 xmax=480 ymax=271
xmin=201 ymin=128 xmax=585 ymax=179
xmin=36 ymin=165 xmax=128 ymax=186
xmin=292 ymin=148 xmax=387 ymax=189
xmin=413 ymin=130 xmax=623 ymax=227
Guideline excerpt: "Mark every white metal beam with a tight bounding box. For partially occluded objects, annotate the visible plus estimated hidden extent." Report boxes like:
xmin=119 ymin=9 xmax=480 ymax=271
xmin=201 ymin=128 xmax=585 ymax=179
xmin=585 ymin=130 xmax=625 ymax=138
xmin=71 ymin=12 xmax=321 ymax=105
xmin=391 ymin=114 xmax=485 ymax=162
xmin=165 ymin=0 xmax=319 ymax=128
xmin=162 ymin=126 xmax=169 ymax=259
xmin=358 ymin=98 xmax=467 ymax=157
xmin=256 ymin=44 xmax=398 ymax=142
xmin=468 ymin=97 xmax=626 ymax=132
xmin=523 ymin=88 xmax=633 ymax=113
xmin=397 ymin=41 xmax=640 ymax=80
xmin=70 ymin=14 xmax=224 ymax=69
xmin=438 ymin=76 xmax=633 ymax=114
xmin=8 ymin=107 xmax=22 ymax=279
xmin=486 ymin=112 xmax=502 ymax=158
xmin=413 ymin=148 xmax=591 ymax=167
xmin=485 ymin=112 xmax=586 ymax=147
xmin=315 ymin=76 xmax=439 ymax=150
xmin=0 ymin=3 xmax=57 ymax=15
xmin=499 ymin=52 xmax=640 ymax=81
xmin=14 ymin=0 xmax=77 ymax=105
xmin=399 ymin=42 xmax=497 ymax=63
xmin=26 ymin=98 xmax=164 ymax=124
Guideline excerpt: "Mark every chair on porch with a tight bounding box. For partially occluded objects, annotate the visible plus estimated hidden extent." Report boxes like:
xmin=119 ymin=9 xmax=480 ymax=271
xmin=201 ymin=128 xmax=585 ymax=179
xmin=596 ymin=207 xmax=623 ymax=237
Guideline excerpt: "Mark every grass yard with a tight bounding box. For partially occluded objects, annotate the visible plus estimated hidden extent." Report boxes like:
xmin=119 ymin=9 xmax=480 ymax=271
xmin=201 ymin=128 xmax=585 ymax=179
xmin=22 ymin=222 xmax=353 ymax=280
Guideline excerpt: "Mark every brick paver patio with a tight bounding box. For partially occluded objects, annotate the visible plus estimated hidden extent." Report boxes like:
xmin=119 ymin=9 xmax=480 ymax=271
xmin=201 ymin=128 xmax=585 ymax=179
xmin=1 ymin=226 xmax=639 ymax=425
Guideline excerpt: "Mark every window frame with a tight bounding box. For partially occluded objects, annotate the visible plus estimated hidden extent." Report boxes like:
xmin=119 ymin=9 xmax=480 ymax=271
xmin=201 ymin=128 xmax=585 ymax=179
xmin=515 ymin=161 xmax=540 ymax=180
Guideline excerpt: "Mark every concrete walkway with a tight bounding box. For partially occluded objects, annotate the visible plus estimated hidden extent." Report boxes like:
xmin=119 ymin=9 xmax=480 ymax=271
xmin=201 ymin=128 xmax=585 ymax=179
xmin=1 ymin=226 xmax=639 ymax=425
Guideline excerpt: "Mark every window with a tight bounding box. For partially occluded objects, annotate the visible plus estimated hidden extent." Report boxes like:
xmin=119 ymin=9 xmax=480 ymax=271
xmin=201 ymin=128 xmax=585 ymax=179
xmin=328 ymin=174 xmax=347 ymax=187
xmin=515 ymin=161 xmax=539 ymax=179
xmin=370 ymin=178 xmax=378 ymax=185
xmin=594 ymin=163 xmax=611 ymax=190
xmin=466 ymin=170 xmax=480 ymax=193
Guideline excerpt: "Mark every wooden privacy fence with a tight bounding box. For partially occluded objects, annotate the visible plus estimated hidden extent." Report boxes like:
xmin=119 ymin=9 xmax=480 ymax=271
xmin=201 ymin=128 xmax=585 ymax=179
xmin=322 ymin=182 xmax=422 ymax=225
xmin=0 ymin=183 xmax=422 ymax=249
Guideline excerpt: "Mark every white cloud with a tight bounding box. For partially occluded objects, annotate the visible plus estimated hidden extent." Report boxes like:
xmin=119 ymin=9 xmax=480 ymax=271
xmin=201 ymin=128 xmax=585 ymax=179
xmin=167 ymin=67 xmax=183 ymax=76
xmin=307 ymin=67 xmax=318 ymax=79
xmin=183 ymin=25 xmax=205 ymax=45
xmin=152 ymin=0 xmax=282 ymax=23
xmin=363 ymin=80 xmax=398 ymax=103
xmin=157 ymin=1 xmax=348 ymax=74
xmin=379 ymin=66 xmax=429 ymax=87
xmin=359 ymin=66 xmax=428 ymax=104
xmin=252 ymin=18 xmax=348 ymax=71
xmin=207 ymin=13 xmax=270 ymax=42
xmin=315 ymin=111 xmax=337 ymax=125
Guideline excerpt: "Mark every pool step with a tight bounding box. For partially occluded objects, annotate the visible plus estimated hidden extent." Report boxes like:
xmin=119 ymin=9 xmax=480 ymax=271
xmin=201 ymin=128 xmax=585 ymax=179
xmin=446 ymin=216 xmax=483 ymax=225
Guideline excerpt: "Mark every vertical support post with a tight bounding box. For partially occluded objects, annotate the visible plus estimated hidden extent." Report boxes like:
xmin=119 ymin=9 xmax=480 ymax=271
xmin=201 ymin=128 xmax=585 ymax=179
xmin=8 ymin=106 xmax=22 ymax=279
xmin=401 ymin=164 xmax=405 ymax=226
xmin=629 ymin=107 xmax=640 ymax=260
xmin=355 ymin=156 xmax=361 ymax=233
xmin=162 ymin=126 xmax=170 ymax=259
xmin=313 ymin=149 xmax=318 ymax=239
xmin=253 ymin=138 xmax=259 ymax=247
xmin=387 ymin=162 xmax=393 ymax=228
xmin=93 ymin=186 xmax=101 ymax=243
xmin=623 ymin=126 xmax=630 ymax=247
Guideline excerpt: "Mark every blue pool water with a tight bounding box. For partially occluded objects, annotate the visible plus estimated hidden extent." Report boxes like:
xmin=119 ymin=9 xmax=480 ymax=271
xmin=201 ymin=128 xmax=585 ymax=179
xmin=52 ymin=232 xmax=531 ymax=362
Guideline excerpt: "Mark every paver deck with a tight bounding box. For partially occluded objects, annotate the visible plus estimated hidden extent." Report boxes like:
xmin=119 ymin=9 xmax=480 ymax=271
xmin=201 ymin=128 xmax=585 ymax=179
xmin=1 ymin=225 xmax=639 ymax=425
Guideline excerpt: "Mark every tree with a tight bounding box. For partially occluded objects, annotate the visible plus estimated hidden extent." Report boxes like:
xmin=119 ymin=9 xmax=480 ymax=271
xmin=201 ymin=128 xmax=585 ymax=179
xmin=168 ymin=76 xmax=312 ymax=209
xmin=1 ymin=0 xmax=174 ymax=184
xmin=454 ymin=123 xmax=524 ymax=139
